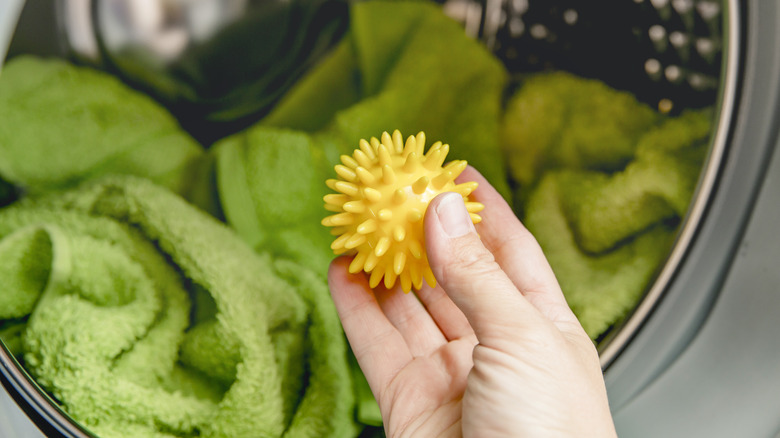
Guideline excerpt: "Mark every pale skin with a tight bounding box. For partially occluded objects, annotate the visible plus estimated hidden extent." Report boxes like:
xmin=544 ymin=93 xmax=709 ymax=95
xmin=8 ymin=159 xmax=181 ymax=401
xmin=328 ymin=167 xmax=618 ymax=438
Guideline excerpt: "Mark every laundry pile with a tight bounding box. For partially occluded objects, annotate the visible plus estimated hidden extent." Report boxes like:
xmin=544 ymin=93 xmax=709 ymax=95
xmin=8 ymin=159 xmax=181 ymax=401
xmin=0 ymin=177 xmax=356 ymax=437
xmin=0 ymin=1 xmax=712 ymax=437
xmin=502 ymin=72 xmax=712 ymax=337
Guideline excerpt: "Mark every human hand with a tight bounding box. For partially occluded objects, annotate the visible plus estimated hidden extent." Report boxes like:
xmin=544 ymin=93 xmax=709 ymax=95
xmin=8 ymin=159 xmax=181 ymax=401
xmin=328 ymin=166 xmax=617 ymax=437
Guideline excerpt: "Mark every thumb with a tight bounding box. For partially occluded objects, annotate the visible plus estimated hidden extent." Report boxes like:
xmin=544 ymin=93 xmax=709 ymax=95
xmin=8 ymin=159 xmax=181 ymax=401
xmin=424 ymin=192 xmax=544 ymax=341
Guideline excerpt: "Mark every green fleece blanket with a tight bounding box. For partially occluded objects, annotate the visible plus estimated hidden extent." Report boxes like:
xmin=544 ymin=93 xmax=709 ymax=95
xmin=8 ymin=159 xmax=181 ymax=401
xmin=0 ymin=177 xmax=357 ymax=438
xmin=503 ymin=72 xmax=712 ymax=338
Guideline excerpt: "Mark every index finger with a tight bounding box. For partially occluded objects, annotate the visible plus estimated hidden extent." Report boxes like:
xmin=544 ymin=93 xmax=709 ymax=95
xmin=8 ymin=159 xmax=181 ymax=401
xmin=327 ymin=257 xmax=413 ymax=399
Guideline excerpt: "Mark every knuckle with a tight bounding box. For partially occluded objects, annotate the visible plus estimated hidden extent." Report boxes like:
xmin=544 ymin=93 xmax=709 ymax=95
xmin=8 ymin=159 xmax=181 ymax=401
xmin=492 ymin=229 xmax=539 ymax=258
xmin=441 ymin=237 xmax=503 ymax=283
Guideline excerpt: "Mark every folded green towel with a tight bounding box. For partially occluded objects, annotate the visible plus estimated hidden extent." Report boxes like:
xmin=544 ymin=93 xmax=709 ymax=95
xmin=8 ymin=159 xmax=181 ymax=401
xmin=503 ymin=72 xmax=712 ymax=338
xmin=0 ymin=177 xmax=358 ymax=438
xmin=0 ymin=56 xmax=205 ymax=200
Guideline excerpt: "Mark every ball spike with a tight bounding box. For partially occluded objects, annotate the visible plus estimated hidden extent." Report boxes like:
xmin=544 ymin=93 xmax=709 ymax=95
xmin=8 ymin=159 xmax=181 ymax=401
xmin=375 ymin=237 xmax=391 ymax=257
xmin=324 ymin=203 xmax=342 ymax=212
xmin=384 ymin=268 xmax=398 ymax=289
xmin=356 ymin=167 xmax=376 ymax=185
xmin=349 ymin=251 xmax=368 ymax=273
xmin=334 ymin=181 xmax=359 ymax=197
xmin=359 ymin=139 xmax=376 ymax=160
xmin=465 ymin=202 xmax=485 ymax=213
xmin=444 ymin=160 xmax=468 ymax=178
xmin=341 ymin=154 xmax=359 ymax=169
xmin=392 ymin=130 xmax=404 ymax=153
xmin=408 ymin=239 xmax=423 ymax=259
xmin=377 ymin=209 xmax=393 ymax=221
xmin=402 ymin=135 xmax=417 ymax=157
xmin=410 ymin=263 xmax=423 ymax=290
xmin=369 ymin=267 xmax=384 ymax=289
xmin=357 ymin=219 xmax=378 ymax=235
xmin=363 ymin=187 xmax=383 ymax=203
xmin=365 ymin=252 xmax=380 ymax=272
xmin=426 ymin=141 xmax=442 ymax=156
xmin=432 ymin=170 xmax=454 ymax=190
xmin=415 ymin=132 xmax=426 ymax=155
xmin=412 ymin=176 xmax=429 ymax=194
xmin=370 ymin=137 xmax=381 ymax=150
xmin=345 ymin=233 xmax=367 ymax=249
xmin=425 ymin=145 xmax=449 ymax=171
xmin=407 ymin=208 xmax=423 ymax=223
xmin=423 ymin=266 xmax=437 ymax=289
xmin=403 ymin=152 xmax=419 ymax=173
xmin=393 ymin=188 xmax=408 ymax=204
xmin=343 ymin=200 xmax=366 ymax=213
xmin=382 ymin=164 xmax=396 ymax=185
xmin=393 ymin=252 xmax=407 ymax=275
xmin=331 ymin=232 xmax=352 ymax=250
xmin=335 ymin=164 xmax=357 ymax=182
xmin=377 ymin=144 xmax=393 ymax=167
xmin=440 ymin=144 xmax=450 ymax=160
xmin=453 ymin=181 xmax=478 ymax=196
xmin=322 ymin=212 xmax=353 ymax=227
xmin=330 ymin=226 xmax=348 ymax=236
xmin=470 ymin=213 xmax=483 ymax=224
xmin=381 ymin=131 xmax=395 ymax=152
xmin=393 ymin=225 xmax=406 ymax=242
xmin=400 ymin=271 xmax=412 ymax=293
xmin=324 ymin=194 xmax=348 ymax=205
xmin=423 ymin=150 xmax=443 ymax=171
xmin=354 ymin=150 xmax=373 ymax=168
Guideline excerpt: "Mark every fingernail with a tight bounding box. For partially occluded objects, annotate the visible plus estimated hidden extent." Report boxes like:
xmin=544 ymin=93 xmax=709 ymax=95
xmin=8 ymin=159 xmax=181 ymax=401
xmin=435 ymin=192 xmax=475 ymax=238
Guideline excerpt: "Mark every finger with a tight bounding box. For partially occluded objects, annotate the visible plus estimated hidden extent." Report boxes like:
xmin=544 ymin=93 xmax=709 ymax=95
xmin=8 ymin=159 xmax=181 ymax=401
xmin=328 ymin=257 xmax=413 ymax=395
xmin=414 ymin=283 xmax=475 ymax=343
xmin=424 ymin=192 xmax=546 ymax=343
xmin=457 ymin=167 xmax=579 ymax=326
xmin=374 ymin=285 xmax=448 ymax=357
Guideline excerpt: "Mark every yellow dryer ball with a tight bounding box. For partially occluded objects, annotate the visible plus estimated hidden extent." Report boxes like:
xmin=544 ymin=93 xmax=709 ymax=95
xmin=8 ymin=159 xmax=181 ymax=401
xmin=322 ymin=130 xmax=484 ymax=292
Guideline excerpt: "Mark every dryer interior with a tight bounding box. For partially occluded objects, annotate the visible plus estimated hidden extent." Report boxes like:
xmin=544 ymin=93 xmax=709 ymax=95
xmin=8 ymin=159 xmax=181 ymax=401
xmin=0 ymin=0 xmax=735 ymax=437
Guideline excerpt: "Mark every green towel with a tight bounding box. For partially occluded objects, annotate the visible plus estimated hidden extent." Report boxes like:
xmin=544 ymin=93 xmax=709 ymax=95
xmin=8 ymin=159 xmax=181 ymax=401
xmin=502 ymin=71 xmax=660 ymax=189
xmin=524 ymin=174 xmax=677 ymax=338
xmin=214 ymin=0 xmax=510 ymax=275
xmin=0 ymin=176 xmax=358 ymax=438
xmin=0 ymin=56 xmax=206 ymax=201
xmin=503 ymin=72 xmax=712 ymax=338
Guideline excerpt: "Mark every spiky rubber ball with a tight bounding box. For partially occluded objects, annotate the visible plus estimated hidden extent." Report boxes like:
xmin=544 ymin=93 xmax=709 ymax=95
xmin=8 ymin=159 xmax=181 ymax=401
xmin=322 ymin=130 xmax=484 ymax=292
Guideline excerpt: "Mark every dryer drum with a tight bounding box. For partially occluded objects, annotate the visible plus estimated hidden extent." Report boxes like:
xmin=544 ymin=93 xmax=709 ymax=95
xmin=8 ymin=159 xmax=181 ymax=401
xmin=2 ymin=0 xmax=770 ymax=436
